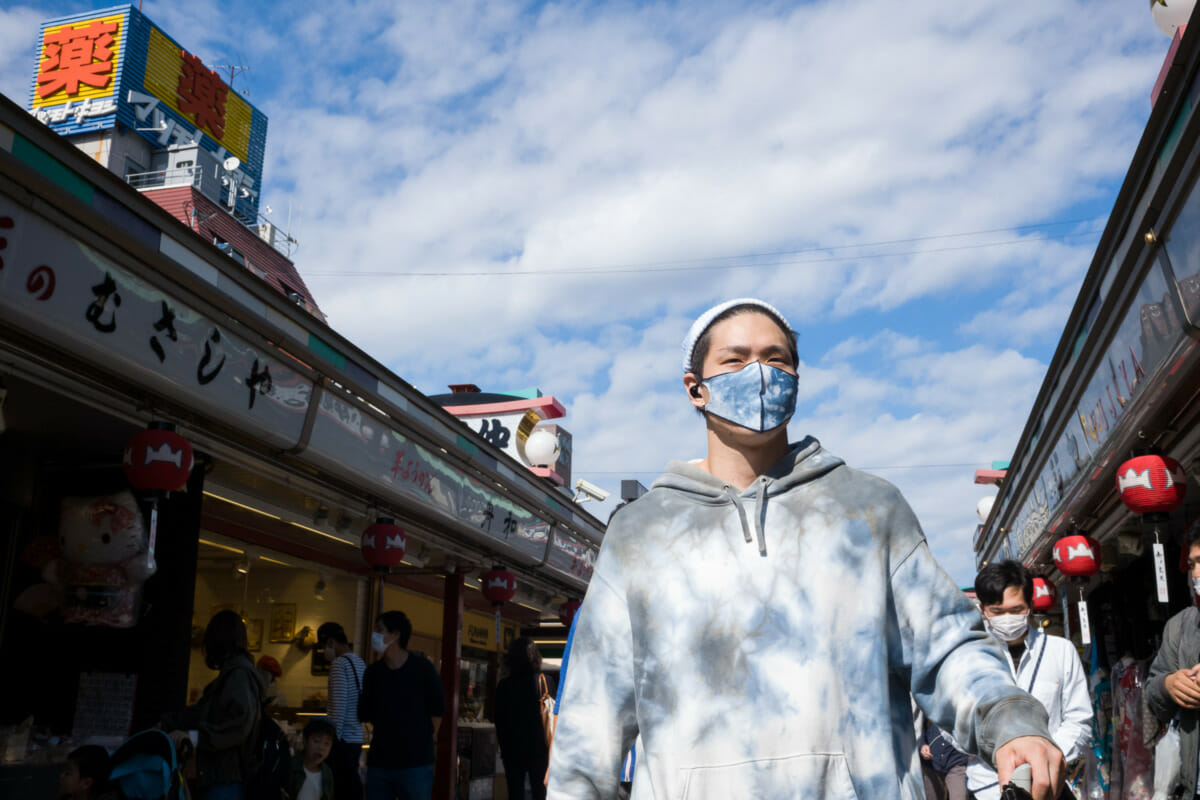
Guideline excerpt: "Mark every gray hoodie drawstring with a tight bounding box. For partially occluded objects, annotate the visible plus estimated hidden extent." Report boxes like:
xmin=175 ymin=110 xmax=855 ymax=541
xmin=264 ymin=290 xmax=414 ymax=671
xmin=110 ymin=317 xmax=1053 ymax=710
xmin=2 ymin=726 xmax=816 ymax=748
xmin=724 ymin=481 xmax=769 ymax=556
xmin=754 ymin=478 xmax=768 ymax=556
xmin=724 ymin=485 xmax=753 ymax=544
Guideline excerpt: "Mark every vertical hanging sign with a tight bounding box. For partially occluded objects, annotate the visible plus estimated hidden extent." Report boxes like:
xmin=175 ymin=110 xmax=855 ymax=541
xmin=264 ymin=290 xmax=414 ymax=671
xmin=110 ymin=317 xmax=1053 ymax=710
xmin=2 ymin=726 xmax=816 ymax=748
xmin=1077 ymin=599 xmax=1091 ymax=645
xmin=1154 ymin=540 xmax=1170 ymax=603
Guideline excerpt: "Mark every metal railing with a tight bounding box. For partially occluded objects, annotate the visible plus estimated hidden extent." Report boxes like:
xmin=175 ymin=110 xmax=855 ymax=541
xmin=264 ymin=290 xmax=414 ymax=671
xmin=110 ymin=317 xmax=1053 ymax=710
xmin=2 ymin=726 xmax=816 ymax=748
xmin=125 ymin=165 xmax=201 ymax=190
xmin=127 ymin=166 xmax=299 ymax=259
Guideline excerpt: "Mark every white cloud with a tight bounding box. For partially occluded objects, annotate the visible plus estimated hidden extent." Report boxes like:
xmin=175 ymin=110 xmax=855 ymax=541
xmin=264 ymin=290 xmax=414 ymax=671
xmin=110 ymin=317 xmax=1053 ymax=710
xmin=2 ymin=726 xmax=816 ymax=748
xmin=824 ymin=330 xmax=927 ymax=363
xmin=265 ymin=0 xmax=1160 ymax=583
xmin=0 ymin=6 xmax=48 ymax=105
xmin=0 ymin=0 xmax=1174 ymax=586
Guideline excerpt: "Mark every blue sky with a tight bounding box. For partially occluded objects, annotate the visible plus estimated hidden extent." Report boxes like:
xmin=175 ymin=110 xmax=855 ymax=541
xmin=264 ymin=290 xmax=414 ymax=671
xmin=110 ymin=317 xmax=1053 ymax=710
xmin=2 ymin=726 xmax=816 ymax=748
xmin=0 ymin=0 xmax=1173 ymax=584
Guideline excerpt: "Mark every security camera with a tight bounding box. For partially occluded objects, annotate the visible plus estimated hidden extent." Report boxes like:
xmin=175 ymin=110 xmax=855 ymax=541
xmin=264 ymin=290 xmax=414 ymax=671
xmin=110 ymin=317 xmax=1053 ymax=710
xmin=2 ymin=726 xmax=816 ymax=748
xmin=573 ymin=478 xmax=609 ymax=504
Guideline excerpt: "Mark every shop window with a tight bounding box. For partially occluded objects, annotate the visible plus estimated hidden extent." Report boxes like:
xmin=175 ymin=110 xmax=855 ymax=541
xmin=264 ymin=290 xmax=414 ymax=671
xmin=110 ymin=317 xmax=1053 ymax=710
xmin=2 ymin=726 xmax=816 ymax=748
xmin=212 ymin=235 xmax=246 ymax=267
xmin=280 ymin=281 xmax=306 ymax=307
xmin=189 ymin=540 xmax=370 ymax=732
xmin=1165 ymin=176 xmax=1200 ymax=325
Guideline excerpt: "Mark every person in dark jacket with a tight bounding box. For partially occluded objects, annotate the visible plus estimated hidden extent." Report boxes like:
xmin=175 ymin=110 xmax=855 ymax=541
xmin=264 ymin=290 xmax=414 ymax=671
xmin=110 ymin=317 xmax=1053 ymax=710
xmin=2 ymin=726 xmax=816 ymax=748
xmin=921 ymin=721 xmax=970 ymax=800
xmin=163 ymin=610 xmax=265 ymax=800
xmin=357 ymin=610 xmax=444 ymax=800
xmin=290 ymin=717 xmax=336 ymax=800
xmin=494 ymin=637 xmax=552 ymax=800
xmin=59 ymin=744 xmax=112 ymax=800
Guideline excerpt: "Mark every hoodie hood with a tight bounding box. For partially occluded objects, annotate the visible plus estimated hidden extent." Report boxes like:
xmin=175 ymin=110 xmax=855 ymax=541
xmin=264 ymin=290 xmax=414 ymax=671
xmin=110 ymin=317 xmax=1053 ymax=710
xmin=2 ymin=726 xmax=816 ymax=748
xmin=650 ymin=437 xmax=845 ymax=555
xmin=222 ymin=651 xmax=269 ymax=699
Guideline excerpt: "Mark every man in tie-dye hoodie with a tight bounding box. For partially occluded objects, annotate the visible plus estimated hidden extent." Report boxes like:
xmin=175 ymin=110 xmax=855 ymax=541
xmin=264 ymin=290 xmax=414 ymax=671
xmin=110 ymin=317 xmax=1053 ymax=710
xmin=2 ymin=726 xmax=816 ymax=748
xmin=546 ymin=299 xmax=1064 ymax=800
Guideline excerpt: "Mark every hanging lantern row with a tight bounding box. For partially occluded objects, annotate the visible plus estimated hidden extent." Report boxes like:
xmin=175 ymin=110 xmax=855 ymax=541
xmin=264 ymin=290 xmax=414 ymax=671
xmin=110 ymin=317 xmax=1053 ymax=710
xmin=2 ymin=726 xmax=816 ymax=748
xmin=559 ymin=599 xmax=582 ymax=628
xmin=361 ymin=518 xmax=407 ymax=571
xmin=124 ymin=422 xmax=194 ymax=493
xmin=1031 ymin=577 xmax=1057 ymax=612
xmin=1053 ymin=533 xmax=1100 ymax=645
xmin=482 ymin=565 xmax=518 ymax=644
xmin=1115 ymin=452 xmax=1187 ymax=605
xmin=1116 ymin=453 xmax=1187 ymax=518
xmin=1053 ymin=533 xmax=1101 ymax=578
xmin=482 ymin=566 xmax=517 ymax=604
xmin=124 ymin=421 xmax=194 ymax=574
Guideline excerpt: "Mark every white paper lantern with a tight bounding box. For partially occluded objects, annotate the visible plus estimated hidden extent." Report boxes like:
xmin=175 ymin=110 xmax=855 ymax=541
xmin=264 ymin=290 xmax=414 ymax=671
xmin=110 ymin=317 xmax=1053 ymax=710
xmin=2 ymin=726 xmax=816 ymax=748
xmin=524 ymin=428 xmax=560 ymax=467
xmin=976 ymin=495 xmax=996 ymax=524
xmin=1152 ymin=0 xmax=1196 ymax=37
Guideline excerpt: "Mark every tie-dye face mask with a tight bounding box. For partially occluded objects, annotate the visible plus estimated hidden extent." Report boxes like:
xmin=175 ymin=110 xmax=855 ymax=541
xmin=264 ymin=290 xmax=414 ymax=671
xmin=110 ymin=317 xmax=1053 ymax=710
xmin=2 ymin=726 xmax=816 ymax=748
xmin=701 ymin=361 xmax=798 ymax=432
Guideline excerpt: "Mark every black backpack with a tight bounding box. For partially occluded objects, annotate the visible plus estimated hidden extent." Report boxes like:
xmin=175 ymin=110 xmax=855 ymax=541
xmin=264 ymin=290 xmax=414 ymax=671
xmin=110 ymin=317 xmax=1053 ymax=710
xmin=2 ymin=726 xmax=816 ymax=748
xmin=243 ymin=706 xmax=292 ymax=800
xmin=212 ymin=661 xmax=292 ymax=800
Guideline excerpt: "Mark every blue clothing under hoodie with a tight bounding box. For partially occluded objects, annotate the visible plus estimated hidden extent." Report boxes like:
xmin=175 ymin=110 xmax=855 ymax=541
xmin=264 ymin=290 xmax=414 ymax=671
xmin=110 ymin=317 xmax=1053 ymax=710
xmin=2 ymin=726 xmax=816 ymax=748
xmin=546 ymin=438 xmax=1053 ymax=799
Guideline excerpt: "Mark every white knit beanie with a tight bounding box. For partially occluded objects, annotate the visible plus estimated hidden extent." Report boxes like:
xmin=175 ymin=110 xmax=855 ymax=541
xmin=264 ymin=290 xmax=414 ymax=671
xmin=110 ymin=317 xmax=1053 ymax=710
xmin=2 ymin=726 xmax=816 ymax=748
xmin=681 ymin=298 xmax=792 ymax=373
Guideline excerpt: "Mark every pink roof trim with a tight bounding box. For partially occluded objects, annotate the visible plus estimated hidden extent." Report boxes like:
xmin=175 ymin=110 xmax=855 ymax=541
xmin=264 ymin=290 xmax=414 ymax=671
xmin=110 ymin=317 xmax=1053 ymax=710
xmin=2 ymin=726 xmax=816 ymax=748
xmin=529 ymin=466 xmax=565 ymax=486
xmin=444 ymin=396 xmax=566 ymax=419
xmin=974 ymin=469 xmax=1007 ymax=486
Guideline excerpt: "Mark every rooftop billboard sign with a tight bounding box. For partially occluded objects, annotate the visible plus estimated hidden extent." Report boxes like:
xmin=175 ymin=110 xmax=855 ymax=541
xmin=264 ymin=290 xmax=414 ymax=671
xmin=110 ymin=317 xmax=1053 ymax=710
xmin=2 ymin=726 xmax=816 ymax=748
xmin=29 ymin=5 xmax=267 ymax=219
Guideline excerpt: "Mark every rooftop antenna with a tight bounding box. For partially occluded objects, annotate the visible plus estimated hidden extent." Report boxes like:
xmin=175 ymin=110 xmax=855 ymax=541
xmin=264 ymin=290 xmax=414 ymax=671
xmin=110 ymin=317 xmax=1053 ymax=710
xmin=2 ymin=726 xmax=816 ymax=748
xmin=212 ymin=62 xmax=250 ymax=93
xmin=218 ymin=156 xmax=242 ymax=211
xmin=284 ymin=201 xmax=300 ymax=258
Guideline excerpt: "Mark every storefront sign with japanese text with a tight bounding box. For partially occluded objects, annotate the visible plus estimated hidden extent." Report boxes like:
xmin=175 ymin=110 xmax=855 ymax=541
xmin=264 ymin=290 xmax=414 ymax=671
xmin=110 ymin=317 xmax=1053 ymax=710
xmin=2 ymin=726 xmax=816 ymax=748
xmin=0 ymin=197 xmax=312 ymax=450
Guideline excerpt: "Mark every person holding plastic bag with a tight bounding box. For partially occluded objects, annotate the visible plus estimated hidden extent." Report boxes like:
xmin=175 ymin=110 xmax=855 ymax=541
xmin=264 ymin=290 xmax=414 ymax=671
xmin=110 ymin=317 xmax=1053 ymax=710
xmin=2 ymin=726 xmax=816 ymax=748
xmin=1145 ymin=523 xmax=1200 ymax=799
xmin=965 ymin=561 xmax=1091 ymax=800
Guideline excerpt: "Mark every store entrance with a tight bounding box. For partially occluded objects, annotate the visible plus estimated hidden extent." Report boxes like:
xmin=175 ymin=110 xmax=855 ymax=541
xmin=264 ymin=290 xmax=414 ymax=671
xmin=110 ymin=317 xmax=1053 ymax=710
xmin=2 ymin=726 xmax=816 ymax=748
xmin=189 ymin=532 xmax=370 ymax=748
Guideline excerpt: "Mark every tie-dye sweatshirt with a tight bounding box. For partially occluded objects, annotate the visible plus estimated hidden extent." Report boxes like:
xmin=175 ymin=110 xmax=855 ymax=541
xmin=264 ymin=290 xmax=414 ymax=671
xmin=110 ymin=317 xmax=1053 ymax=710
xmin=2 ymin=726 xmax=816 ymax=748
xmin=546 ymin=437 xmax=1052 ymax=799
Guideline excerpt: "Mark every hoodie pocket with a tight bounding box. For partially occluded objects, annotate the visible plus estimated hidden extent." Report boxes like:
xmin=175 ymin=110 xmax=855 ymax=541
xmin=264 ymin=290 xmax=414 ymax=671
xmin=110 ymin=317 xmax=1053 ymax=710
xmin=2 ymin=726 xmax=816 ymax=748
xmin=678 ymin=752 xmax=859 ymax=800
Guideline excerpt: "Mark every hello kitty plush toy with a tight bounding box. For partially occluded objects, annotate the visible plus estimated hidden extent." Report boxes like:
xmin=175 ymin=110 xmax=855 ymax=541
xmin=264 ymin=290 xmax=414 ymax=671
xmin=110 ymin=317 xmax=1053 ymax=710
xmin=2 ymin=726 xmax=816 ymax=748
xmin=43 ymin=491 xmax=155 ymax=627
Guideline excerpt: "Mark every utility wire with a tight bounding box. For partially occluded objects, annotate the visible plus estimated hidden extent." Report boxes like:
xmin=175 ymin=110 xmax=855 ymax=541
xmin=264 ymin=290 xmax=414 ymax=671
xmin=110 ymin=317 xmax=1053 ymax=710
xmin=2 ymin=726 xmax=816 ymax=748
xmin=307 ymin=216 xmax=1104 ymax=278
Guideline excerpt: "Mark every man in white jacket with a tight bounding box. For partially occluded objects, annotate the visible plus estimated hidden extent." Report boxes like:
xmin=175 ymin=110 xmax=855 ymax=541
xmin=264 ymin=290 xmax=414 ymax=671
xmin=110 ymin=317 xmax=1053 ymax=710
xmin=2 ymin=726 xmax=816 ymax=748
xmin=546 ymin=298 xmax=1065 ymax=800
xmin=966 ymin=561 xmax=1092 ymax=800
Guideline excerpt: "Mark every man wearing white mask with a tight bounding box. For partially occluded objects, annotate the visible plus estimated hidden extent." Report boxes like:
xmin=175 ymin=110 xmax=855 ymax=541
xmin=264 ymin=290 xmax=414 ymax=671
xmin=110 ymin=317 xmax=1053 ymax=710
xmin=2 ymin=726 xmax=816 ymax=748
xmin=966 ymin=561 xmax=1092 ymax=800
xmin=1146 ymin=524 xmax=1200 ymax=798
xmin=317 ymin=621 xmax=367 ymax=800
xmin=548 ymin=298 xmax=1066 ymax=800
xmin=357 ymin=610 xmax=444 ymax=800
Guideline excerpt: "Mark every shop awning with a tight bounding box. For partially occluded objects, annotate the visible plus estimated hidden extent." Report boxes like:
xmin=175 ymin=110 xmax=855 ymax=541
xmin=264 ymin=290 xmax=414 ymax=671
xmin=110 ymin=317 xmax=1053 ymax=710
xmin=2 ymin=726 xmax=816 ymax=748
xmin=0 ymin=93 xmax=604 ymax=599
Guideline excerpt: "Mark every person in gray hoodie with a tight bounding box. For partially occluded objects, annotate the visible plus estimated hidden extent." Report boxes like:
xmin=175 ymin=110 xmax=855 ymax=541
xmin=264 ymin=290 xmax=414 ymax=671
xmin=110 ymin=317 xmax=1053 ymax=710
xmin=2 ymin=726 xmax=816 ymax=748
xmin=1145 ymin=522 xmax=1200 ymax=797
xmin=546 ymin=298 xmax=1065 ymax=800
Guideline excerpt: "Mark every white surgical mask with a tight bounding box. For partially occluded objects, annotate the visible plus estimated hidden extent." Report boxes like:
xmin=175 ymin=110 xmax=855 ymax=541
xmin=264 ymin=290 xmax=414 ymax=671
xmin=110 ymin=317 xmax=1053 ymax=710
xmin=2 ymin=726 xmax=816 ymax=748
xmin=1192 ymin=575 xmax=1200 ymax=597
xmin=987 ymin=613 xmax=1029 ymax=643
xmin=324 ymin=645 xmax=336 ymax=662
xmin=370 ymin=632 xmax=389 ymax=653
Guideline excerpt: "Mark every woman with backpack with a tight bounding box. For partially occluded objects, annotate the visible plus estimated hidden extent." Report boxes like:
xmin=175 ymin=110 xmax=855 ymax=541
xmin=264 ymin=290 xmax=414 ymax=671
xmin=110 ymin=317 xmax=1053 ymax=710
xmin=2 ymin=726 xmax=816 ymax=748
xmin=163 ymin=610 xmax=266 ymax=800
xmin=494 ymin=637 xmax=553 ymax=800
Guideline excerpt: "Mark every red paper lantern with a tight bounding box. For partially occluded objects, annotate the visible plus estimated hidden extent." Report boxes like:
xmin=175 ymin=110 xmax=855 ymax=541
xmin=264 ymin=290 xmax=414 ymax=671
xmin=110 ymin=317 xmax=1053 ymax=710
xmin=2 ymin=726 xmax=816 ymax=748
xmin=1116 ymin=454 xmax=1187 ymax=516
xmin=362 ymin=518 xmax=406 ymax=570
xmin=1053 ymin=534 xmax=1101 ymax=578
xmin=481 ymin=566 xmax=517 ymax=605
xmin=1032 ymin=578 xmax=1057 ymax=612
xmin=559 ymin=599 xmax=582 ymax=628
xmin=124 ymin=422 xmax=194 ymax=492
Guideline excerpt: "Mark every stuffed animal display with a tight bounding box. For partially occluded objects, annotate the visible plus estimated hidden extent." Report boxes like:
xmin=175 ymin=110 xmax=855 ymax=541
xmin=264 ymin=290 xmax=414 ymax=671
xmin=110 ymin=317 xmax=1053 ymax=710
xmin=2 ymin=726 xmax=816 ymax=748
xmin=43 ymin=491 xmax=155 ymax=627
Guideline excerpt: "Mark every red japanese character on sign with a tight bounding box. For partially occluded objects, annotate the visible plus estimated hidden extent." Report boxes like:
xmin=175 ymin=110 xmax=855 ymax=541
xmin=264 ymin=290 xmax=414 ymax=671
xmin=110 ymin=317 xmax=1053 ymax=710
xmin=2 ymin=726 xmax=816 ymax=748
xmin=177 ymin=50 xmax=228 ymax=139
xmin=37 ymin=19 xmax=119 ymax=98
